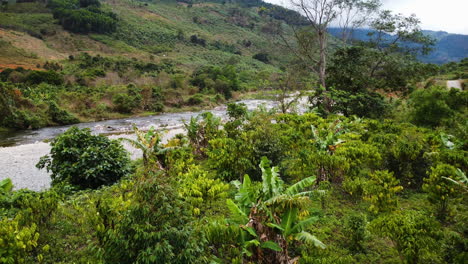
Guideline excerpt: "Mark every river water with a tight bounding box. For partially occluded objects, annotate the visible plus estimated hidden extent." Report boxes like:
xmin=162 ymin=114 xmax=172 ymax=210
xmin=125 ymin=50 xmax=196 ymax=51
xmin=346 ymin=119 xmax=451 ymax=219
xmin=0 ymin=98 xmax=306 ymax=191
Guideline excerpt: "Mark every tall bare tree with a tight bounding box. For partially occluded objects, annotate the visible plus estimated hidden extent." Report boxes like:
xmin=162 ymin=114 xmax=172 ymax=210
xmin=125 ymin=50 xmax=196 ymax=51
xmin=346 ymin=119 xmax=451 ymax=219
xmin=281 ymin=0 xmax=380 ymax=89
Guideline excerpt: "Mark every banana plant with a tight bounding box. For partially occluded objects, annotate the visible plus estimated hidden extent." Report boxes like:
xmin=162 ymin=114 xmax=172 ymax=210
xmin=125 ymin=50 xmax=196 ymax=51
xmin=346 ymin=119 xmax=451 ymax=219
xmin=226 ymin=157 xmax=325 ymax=264
xmin=310 ymin=120 xmax=347 ymax=184
xmin=120 ymin=125 xmax=172 ymax=170
xmin=310 ymin=120 xmax=346 ymax=154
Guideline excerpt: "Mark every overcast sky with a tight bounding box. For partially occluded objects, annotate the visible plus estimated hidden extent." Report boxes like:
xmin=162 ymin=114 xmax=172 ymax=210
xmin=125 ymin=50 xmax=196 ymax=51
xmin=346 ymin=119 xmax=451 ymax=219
xmin=263 ymin=0 xmax=468 ymax=34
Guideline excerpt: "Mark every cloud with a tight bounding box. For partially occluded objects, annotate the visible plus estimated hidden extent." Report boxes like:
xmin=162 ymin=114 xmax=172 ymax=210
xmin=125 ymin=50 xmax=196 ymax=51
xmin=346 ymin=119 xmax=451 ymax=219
xmin=263 ymin=0 xmax=468 ymax=34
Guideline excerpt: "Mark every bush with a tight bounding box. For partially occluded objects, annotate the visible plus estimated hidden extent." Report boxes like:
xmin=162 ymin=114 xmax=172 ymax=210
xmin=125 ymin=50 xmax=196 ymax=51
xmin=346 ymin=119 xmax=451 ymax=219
xmin=49 ymin=0 xmax=117 ymax=34
xmin=36 ymin=127 xmax=130 ymax=189
xmin=190 ymin=35 xmax=206 ymax=46
xmin=252 ymin=52 xmax=270 ymax=63
xmin=364 ymin=170 xmax=403 ymax=214
xmin=423 ymin=164 xmax=462 ymax=221
xmin=310 ymin=88 xmax=390 ymax=118
xmin=370 ymin=211 xmax=441 ymax=263
xmin=344 ymin=213 xmax=369 ymax=251
xmin=2 ymin=108 xmax=46 ymax=130
xmin=409 ymin=87 xmax=467 ymax=128
xmin=100 ymin=177 xmax=205 ymax=263
xmin=48 ymin=101 xmax=79 ymax=125
xmin=0 ymin=217 xmax=40 ymax=264
xmin=25 ymin=70 xmax=64 ymax=85
xmin=187 ymin=93 xmax=204 ymax=105
xmin=113 ymin=93 xmax=139 ymax=113
xmin=0 ymin=180 xmax=60 ymax=263
xmin=191 ymin=65 xmax=240 ymax=99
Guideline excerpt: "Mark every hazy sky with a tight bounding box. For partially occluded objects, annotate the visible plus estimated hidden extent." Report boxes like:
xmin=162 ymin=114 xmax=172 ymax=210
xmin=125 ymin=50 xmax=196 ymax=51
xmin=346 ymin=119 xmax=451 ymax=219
xmin=263 ymin=0 xmax=468 ymax=34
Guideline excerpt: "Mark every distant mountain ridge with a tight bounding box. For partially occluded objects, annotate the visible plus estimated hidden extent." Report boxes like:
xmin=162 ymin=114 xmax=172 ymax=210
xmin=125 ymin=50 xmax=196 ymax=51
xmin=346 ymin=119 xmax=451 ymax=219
xmin=328 ymin=28 xmax=468 ymax=64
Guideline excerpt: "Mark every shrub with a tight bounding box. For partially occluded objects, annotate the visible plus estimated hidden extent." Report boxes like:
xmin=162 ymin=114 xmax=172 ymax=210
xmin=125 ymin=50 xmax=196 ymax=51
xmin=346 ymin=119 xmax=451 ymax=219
xmin=113 ymin=93 xmax=139 ymax=113
xmin=207 ymin=137 xmax=254 ymax=181
xmin=2 ymin=108 xmax=46 ymax=130
xmin=25 ymin=70 xmax=64 ymax=85
xmin=409 ymin=87 xmax=467 ymax=128
xmin=100 ymin=177 xmax=205 ymax=263
xmin=178 ymin=165 xmax=229 ymax=215
xmin=191 ymin=65 xmax=240 ymax=99
xmin=48 ymin=101 xmax=79 ymax=125
xmin=187 ymin=93 xmax=204 ymax=105
xmin=252 ymin=52 xmax=270 ymax=63
xmin=423 ymin=164 xmax=462 ymax=221
xmin=370 ymin=211 xmax=441 ymax=264
xmin=142 ymin=86 xmax=164 ymax=112
xmin=49 ymin=0 xmax=117 ymax=34
xmin=190 ymin=35 xmax=206 ymax=46
xmin=0 ymin=180 xmax=59 ymax=263
xmin=36 ymin=127 xmax=130 ymax=189
xmin=0 ymin=217 xmax=40 ymax=264
xmin=310 ymin=88 xmax=390 ymax=118
xmin=184 ymin=112 xmax=223 ymax=156
xmin=79 ymin=0 xmax=100 ymax=8
xmin=344 ymin=213 xmax=369 ymax=251
xmin=364 ymin=170 xmax=403 ymax=214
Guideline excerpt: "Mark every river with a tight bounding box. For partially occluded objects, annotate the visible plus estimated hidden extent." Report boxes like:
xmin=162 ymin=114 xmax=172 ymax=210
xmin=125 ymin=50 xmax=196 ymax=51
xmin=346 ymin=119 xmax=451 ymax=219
xmin=0 ymin=98 xmax=307 ymax=191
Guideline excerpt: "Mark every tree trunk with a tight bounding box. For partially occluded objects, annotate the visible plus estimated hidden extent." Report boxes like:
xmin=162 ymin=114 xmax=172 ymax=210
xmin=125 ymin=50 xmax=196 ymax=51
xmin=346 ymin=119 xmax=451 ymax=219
xmin=318 ymin=30 xmax=327 ymax=90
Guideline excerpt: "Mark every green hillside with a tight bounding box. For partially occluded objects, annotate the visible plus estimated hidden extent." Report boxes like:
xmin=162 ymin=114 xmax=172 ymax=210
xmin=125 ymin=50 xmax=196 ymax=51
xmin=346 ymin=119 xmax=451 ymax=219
xmin=0 ymin=0 xmax=291 ymax=72
xmin=0 ymin=0 xmax=301 ymax=128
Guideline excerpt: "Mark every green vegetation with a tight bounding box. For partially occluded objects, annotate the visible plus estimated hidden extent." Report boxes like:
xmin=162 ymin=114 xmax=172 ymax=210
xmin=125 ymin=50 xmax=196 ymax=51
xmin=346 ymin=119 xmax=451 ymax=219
xmin=37 ymin=127 xmax=131 ymax=189
xmin=1 ymin=87 xmax=467 ymax=261
xmin=49 ymin=0 xmax=117 ymax=34
xmin=0 ymin=0 xmax=467 ymax=263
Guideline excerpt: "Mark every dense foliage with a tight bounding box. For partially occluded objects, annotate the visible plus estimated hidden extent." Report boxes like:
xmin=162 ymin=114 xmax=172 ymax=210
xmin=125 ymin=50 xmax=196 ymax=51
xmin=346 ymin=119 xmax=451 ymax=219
xmin=0 ymin=0 xmax=467 ymax=263
xmin=1 ymin=93 xmax=467 ymax=262
xmin=36 ymin=127 xmax=130 ymax=189
xmin=48 ymin=0 xmax=117 ymax=33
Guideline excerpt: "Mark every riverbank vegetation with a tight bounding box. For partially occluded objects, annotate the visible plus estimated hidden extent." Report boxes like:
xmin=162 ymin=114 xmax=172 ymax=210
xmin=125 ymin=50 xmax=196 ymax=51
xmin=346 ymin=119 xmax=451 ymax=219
xmin=1 ymin=81 xmax=467 ymax=262
xmin=0 ymin=0 xmax=467 ymax=263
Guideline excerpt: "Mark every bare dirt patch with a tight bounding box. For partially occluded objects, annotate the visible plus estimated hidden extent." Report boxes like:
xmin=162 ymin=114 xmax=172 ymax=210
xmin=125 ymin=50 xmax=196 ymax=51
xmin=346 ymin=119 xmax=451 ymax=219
xmin=0 ymin=63 xmax=42 ymax=72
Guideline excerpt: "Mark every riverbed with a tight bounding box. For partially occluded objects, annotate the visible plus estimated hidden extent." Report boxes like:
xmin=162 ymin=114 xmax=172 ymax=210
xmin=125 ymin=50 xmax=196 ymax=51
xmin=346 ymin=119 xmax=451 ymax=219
xmin=0 ymin=98 xmax=307 ymax=191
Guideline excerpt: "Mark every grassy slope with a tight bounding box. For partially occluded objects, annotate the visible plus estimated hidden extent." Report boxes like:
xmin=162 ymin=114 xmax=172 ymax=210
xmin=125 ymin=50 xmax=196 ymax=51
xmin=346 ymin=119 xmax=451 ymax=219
xmin=0 ymin=0 xmax=291 ymax=74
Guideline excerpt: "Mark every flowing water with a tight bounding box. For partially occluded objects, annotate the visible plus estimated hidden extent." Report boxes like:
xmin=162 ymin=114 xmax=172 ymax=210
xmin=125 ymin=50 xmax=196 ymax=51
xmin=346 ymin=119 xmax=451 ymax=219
xmin=0 ymin=98 xmax=307 ymax=191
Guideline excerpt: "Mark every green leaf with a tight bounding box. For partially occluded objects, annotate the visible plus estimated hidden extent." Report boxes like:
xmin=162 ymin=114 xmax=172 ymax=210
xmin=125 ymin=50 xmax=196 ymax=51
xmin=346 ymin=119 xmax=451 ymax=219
xmin=295 ymin=231 xmax=326 ymax=249
xmin=226 ymin=199 xmax=248 ymax=223
xmin=0 ymin=178 xmax=13 ymax=193
xmin=266 ymin=222 xmax=284 ymax=231
xmin=281 ymin=207 xmax=298 ymax=237
xmin=260 ymin=241 xmax=282 ymax=252
xmin=244 ymin=239 xmax=260 ymax=249
xmin=235 ymin=175 xmax=255 ymax=207
xmin=285 ymin=176 xmax=315 ymax=195
xmin=290 ymin=216 xmax=319 ymax=234
xmin=243 ymin=226 xmax=258 ymax=238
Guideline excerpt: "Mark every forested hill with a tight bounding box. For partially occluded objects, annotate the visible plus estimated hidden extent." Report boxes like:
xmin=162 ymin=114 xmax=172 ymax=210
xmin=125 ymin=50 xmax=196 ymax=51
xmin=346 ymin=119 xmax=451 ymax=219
xmin=328 ymin=27 xmax=468 ymax=64
xmin=0 ymin=0 xmax=297 ymax=72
